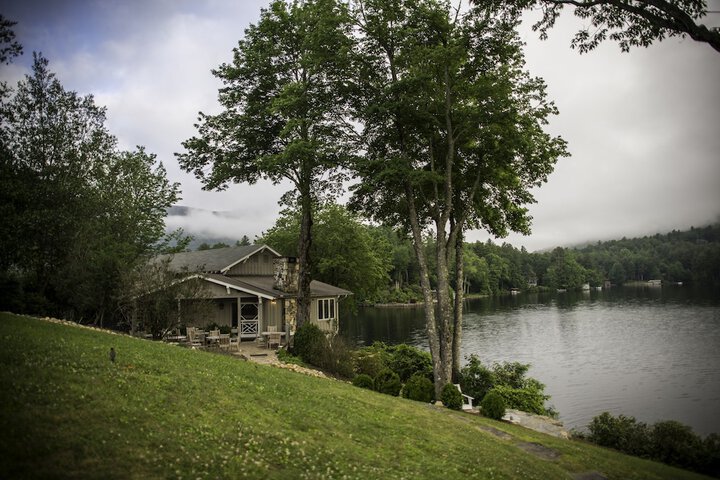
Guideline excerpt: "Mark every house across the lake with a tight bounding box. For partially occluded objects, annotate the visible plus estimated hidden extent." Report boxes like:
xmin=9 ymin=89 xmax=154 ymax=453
xmin=149 ymin=244 xmax=351 ymax=338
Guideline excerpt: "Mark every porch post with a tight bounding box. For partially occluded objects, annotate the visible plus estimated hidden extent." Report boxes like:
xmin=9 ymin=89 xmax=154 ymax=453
xmin=237 ymin=296 xmax=242 ymax=336
xmin=257 ymin=295 xmax=263 ymax=333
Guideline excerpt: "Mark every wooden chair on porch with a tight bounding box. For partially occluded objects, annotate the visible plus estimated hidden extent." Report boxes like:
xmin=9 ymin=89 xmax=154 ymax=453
xmin=266 ymin=326 xmax=281 ymax=350
xmin=186 ymin=327 xmax=202 ymax=348
xmin=218 ymin=333 xmax=231 ymax=351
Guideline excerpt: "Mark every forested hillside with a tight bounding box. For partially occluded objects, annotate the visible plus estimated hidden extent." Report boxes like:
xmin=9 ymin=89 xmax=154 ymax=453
xmin=251 ymin=205 xmax=720 ymax=302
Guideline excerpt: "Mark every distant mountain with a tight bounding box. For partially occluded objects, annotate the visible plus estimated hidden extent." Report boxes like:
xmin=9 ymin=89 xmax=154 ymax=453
xmin=164 ymin=205 xmax=259 ymax=250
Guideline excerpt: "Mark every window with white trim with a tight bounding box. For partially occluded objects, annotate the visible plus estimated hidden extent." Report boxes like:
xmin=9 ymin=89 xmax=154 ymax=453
xmin=317 ymin=298 xmax=336 ymax=321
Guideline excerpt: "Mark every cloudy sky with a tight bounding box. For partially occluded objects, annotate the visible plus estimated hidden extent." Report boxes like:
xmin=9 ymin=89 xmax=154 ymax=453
xmin=1 ymin=0 xmax=719 ymax=251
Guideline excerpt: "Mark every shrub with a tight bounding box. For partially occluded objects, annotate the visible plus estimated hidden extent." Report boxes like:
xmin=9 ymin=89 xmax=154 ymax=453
xmin=486 ymin=384 xmax=551 ymax=417
xmin=387 ymin=344 xmax=432 ymax=382
xmin=374 ymin=368 xmax=402 ymax=396
xmin=352 ymin=373 xmax=374 ymax=390
xmin=440 ymin=383 xmax=463 ymax=410
xmin=651 ymin=420 xmax=702 ymax=469
xmin=354 ymin=349 xmax=388 ymax=378
xmin=587 ymin=412 xmax=652 ymax=458
xmin=292 ymin=323 xmax=328 ymax=368
xmin=459 ymin=355 xmax=494 ymax=401
xmin=480 ymin=390 xmax=506 ymax=420
xmin=402 ymin=373 xmax=435 ymax=403
xmin=324 ymin=335 xmax=354 ymax=379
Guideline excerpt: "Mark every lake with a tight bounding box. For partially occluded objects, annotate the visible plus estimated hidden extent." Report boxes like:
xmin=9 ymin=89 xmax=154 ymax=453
xmin=340 ymin=286 xmax=720 ymax=436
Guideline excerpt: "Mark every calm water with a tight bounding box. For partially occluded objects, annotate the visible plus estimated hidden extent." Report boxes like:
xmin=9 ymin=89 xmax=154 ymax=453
xmin=340 ymin=286 xmax=720 ymax=435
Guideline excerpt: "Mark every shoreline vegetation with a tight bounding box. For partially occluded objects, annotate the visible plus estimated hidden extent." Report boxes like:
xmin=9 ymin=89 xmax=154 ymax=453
xmin=1 ymin=312 xmax=713 ymax=479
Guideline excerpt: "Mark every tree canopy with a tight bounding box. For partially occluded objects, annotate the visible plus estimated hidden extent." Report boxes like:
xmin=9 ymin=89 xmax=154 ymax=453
xmin=505 ymin=0 xmax=720 ymax=53
xmin=348 ymin=0 xmax=567 ymax=393
xmin=0 ymin=53 xmax=179 ymax=323
xmin=177 ymin=0 xmax=356 ymax=329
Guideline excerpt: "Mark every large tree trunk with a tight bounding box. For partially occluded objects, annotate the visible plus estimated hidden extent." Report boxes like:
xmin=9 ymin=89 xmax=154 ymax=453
xmin=452 ymin=229 xmax=464 ymax=383
xmin=405 ymin=181 xmax=444 ymax=396
xmin=296 ymin=181 xmax=313 ymax=330
xmin=434 ymin=234 xmax=454 ymax=395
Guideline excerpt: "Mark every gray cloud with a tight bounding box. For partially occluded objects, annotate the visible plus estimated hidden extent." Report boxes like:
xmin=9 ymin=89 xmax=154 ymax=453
xmin=2 ymin=1 xmax=718 ymax=251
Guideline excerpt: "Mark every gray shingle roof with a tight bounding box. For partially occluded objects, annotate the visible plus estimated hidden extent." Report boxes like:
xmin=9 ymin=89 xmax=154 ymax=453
xmin=202 ymin=274 xmax=352 ymax=299
xmin=154 ymin=244 xmax=353 ymax=298
xmin=154 ymin=245 xmax=278 ymax=273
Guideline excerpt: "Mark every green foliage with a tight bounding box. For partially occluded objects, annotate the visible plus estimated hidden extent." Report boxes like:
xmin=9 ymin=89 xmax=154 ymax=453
xmin=374 ymin=368 xmax=401 ymax=396
xmin=351 ymin=373 xmax=374 ymax=390
xmin=459 ymin=355 xmax=553 ymax=415
xmin=0 ymin=54 xmax=179 ymax=324
xmin=386 ymin=344 xmax=433 ymax=382
xmin=324 ymin=335 xmax=354 ymax=379
xmin=587 ymin=412 xmax=720 ymax=476
xmin=651 ymin=420 xmax=703 ymax=470
xmin=523 ymin=0 xmax=720 ymax=54
xmin=355 ymin=342 xmax=431 ymax=384
xmin=259 ymin=204 xmax=393 ymax=302
xmin=441 ymin=383 xmax=463 ymax=410
xmin=490 ymin=385 xmax=550 ymax=417
xmin=177 ymin=0 xmax=357 ymax=327
xmin=354 ymin=348 xmax=388 ymax=379
xmin=401 ymin=373 xmax=435 ymax=403
xmin=459 ymin=355 xmax=495 ymax=402
xmin=292 ymin=323 xmax=329 ymax=368
xmin=480 ymin=391 xmax=506 ymax=420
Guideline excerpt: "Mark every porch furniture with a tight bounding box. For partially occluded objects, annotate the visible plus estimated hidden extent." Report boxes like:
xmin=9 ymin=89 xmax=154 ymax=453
xmin=454 ymin=384 xmax=474 ymax=411
xmin=229 ymin=334 xmax=240 ymax=351
xmin=186 ymin=327 xmax=202 ymax=348
xmin=262 ymin=330 xmax=282 ymax=349
xmin=218 ymin=333 xmax=231 ymax=350
xmin=207 ymin=329 xmax=221 ymax=345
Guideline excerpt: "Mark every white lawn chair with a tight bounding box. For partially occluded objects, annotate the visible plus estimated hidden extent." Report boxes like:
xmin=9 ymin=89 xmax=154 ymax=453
xmin=454 ymin=384 xmax=474 ymax=411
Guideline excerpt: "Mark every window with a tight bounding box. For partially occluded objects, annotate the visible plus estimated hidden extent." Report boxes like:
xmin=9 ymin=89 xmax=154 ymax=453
xmin=317 ymin=298 xmax=335 ymax=321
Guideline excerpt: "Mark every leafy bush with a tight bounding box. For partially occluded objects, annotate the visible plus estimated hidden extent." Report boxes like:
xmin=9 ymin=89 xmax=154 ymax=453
xmin=459 ymin=355 xmax=494 ymax=401
xmin=491 ymin=384 xmax=550 ymax=417
xmin=586 ymin=412 xmax=720 ymax=476
xmin=440 ymin=383 xmax=463 ymax=410
xmin=480 ymin=390 xmax=506 ymax=420
xmin=374 ymin=368 xmax=401 ymax=396
xmin=387 ymin=344 xmax=432 ymax=382
xmin=354 ymin=347 xmax=388 ymax=378
xmin=651 ymin=420 xmax=703 ymax=469
xmin=324 ymin=335 xmax=354 ymax=379
xmin=402 ymin=373 xmax=435 ymax=403
xmin=352 ymin=374 xmax=374 ymax=390
xmin=459 ymin=355 xmax=553 ymax=415
xmin=587 ymin=412 xmax=652 ymax=457
xmin=355 ymin=342 xmax=431 ymax=382
xmin=292 ymin=323 xmax=328 ymax=368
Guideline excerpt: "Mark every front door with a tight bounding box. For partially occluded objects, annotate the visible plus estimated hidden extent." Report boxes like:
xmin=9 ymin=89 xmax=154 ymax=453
xmin=239 ymin=300 xmax=259 ymax=338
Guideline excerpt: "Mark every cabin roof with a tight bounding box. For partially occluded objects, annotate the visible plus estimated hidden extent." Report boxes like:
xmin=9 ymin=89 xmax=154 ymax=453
xmin=154 ymin=244 xmax=281 ymax=274
xmin=201 ymin=274 xmax=352 ymax=299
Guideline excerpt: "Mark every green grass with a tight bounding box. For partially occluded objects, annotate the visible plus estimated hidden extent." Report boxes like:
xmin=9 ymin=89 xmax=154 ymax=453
xmin=0 ymin=313 xmax=711 ymax=479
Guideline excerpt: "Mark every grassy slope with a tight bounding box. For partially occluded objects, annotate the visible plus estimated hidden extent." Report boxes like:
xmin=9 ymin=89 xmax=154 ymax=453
xmin=0 ymin=313 xmax=710 ymax=480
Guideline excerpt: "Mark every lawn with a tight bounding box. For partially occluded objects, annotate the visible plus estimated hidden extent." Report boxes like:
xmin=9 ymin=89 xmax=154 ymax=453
xmin=0 ymin=313 xmax=711 ymax=479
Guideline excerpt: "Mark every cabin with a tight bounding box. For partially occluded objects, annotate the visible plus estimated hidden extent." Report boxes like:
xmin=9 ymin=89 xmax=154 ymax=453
xmin=147 ymin=244 xmax=351 ymax=338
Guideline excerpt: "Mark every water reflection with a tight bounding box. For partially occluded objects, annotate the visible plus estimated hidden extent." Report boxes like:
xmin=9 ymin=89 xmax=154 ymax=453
xmin=340 ymin=286 xmax=720 ymax=436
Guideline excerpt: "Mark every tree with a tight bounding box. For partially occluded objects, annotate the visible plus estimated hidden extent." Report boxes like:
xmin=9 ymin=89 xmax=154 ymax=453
xmin=0 ymin=53 xmax=179 ymax=322
xmin=259 ymin=203 xmax=392 ymax=301
xmin=349 ymin=0 xmax=567 ymax=394
xmin=508 ymin=0 xmax=720 ymax=54
xmin=119 ymin=258 xmax=212 ymax=339
xmin=0 ymin=15 xmax=22 ymax=64
xmin=177 ymin=0 xmax=355 ymax=329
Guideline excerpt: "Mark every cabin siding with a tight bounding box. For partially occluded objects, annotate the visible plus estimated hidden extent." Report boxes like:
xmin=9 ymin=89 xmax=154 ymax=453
xmin=226 ymin=251 xmax=276 ymax=276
